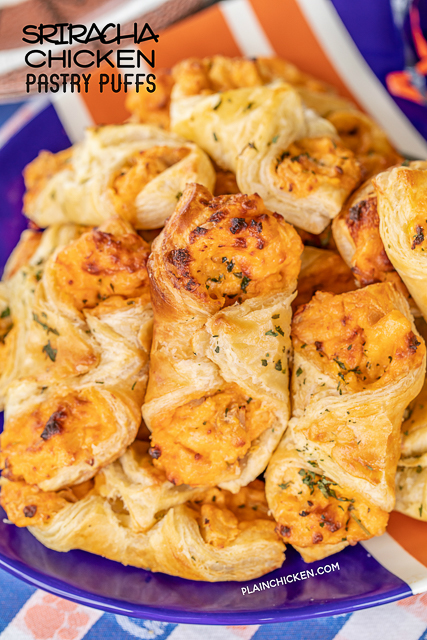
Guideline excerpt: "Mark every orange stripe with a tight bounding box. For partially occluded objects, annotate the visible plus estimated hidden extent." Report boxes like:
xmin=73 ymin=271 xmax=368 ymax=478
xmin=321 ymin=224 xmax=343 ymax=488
xmin=82 ymin=5 xmax=241 ymax=124
xmin=249 ymin=0 xmax=359 ymax=103
xmin=388 ymin=511 xmax=427 ymax=568
xmin=82 ymin=67 xmax=131 ymax=125
xmin=155 ymin=4 xmax=240 ymax=69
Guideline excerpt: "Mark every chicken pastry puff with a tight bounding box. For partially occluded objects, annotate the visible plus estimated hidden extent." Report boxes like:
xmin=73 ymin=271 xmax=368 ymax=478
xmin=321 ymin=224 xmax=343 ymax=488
xmin=142 ymin=183 xmax=303 ymax=492
xmin=265 ymin=431 xmax=388 ymax=562
xmin=23 ymin=124 xmax=215 ymax=230
xmin=396 ymin=318 xmax=427 ymax=521
xmin=0 ymin=218 xmax=153 ymax=491
xmin=332 ymin=176 xmax=418 ymax=316
xmin=171 ymin=83 xmax=362 ymax=234
xmin=0 ymin=442 xmax=285 ymax=582
xmin=289 ymin=284 xmax=425 ymax=515
xmin=373 ymin=162 xmax=427 ymax=322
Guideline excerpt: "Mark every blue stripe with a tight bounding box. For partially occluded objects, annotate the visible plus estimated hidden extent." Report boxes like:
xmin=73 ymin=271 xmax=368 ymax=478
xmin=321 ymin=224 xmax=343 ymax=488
xmin=0 ymin=567 xmax=36 ymax=632
xmin=251 ymin=613 xmax=351 ymax=640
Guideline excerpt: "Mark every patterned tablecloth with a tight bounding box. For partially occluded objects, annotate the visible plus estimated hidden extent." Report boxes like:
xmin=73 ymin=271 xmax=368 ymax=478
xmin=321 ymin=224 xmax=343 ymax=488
xmin=0 ymin=567 xmax=426 ymax=640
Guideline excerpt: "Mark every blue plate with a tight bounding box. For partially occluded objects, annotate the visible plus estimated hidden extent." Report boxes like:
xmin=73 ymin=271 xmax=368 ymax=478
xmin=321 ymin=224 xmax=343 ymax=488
xmin=0 ymin=103 xmax=412 ymax=623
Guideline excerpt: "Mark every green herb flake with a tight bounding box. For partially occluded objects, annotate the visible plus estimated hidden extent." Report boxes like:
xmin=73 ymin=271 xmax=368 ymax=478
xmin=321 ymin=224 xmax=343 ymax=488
xmin=266 ymin=329 xmax=278 ymax=337
xmin=42 ymin=340 xmax=57 ymax=362
xmin=261 ymin=359 xmax=268 ymax=367
xmin=0 ymin=307 xmax=10 ymax=319
xmin=279 ymin=481 xmax=292 ymax=490
xmin=33 ymin=313 xmax=59 ymax=336
xmin=296 ymin=367 xmax=303 ymax=377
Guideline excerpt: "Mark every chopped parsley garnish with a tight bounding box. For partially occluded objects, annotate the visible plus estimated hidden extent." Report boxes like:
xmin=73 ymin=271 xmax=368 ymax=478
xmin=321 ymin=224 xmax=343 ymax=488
xmin=296 ymin=367 xmax=303 ymax=377
xmin=0 ymin=307 xmax=10 ymax=319
xmin=266 ymin=329 xmax=278 ymax=337
xmin=42 ymin=340 xmax=57 ymax=362
xmin=33 ymin=313 xmax=59 ymax=336
xmin=261 ymin=359 xmax=268 ymax=367
xmin=240 ymin=275 xmax=250 ymax=293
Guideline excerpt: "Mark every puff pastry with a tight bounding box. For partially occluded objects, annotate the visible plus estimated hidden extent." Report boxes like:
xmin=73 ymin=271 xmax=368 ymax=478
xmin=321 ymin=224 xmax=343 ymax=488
xmin=0 ymin=218 xmax=153 ymax=491
xmin=0 ymin=442 xmax=285 ymax=582
xmin=266 ymin=431 xmax=388 ymax=562
xmin=23 ymin=124 xmax=215 ymax=230
xmin=396 ymin=318 xmax=427 ymax=520
xmin=171 ymin=83 xmax=362 ymax=234
xmin=374 ymin=162 xmax=427 ymax=322
xmin=267 ymin=283 xmax=425 ymax=560
xmin=142 ymin=183 xmax=302 ymax=492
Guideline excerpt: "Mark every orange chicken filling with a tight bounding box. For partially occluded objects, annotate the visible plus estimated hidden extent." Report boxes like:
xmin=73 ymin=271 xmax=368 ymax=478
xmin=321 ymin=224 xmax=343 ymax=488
xmin=192 ymin=480 xmax=276 ymax=548
xmin=23 ymin=148 xmax=73 ymax=211
xmin=293 ymin=251 xmax=355 ymax=310
xmin=326 ymin=110 xmax=401 ymax=179
xmin=0 ymin=478 xmax=94 ymax=528
xmin=53 ymin=222 xmax=150 ymax=312
xmin=0 ymin=389 xmax=117 ymax=487
xmin=272 ymin=466 xmax=388 ymax=548
xmin=149 ymin=385 xmax=272 ymax=486
xmin=275 ymin=137 xmax=361 ymax=198
xmin=110 ymin=146 xmax=190 ymax=223
xmin=166 ymin=191 xmax=302 ymax=310
xmin=292 ymin=285 xmax=425 ymax=393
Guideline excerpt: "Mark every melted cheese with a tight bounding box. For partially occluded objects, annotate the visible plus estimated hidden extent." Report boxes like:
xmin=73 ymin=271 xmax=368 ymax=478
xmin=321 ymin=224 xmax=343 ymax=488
xmin=275 ymin=137 xmax=361 ymax=199
xmin=150 ymin=386 xmax=272 ymax=486
xmin=292 ymin=286 xmax=426 ymax=393
xmin=0 ymin=388 xmax=118 ymax=486
xmin=166 ymin=191 xmax=302 ymax=310
xmin=272 ymin=466 xmax=388 ymax=547
xmin=110 ymin=146 xmax=190 ymax=223
xmin=53 ymin=222 xmax=150 ymax=312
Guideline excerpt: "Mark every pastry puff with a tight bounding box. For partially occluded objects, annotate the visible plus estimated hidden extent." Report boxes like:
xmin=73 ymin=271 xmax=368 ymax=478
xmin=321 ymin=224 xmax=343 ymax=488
xmin=171 ymin=83 xmax=362 ymax=234
xmin=289 ymin=283 xmax=425 ymax=513
xmin=332 ymin=176 xmax=418 ymax=316
xmin=142 ymin=183 xmax=303 ymax=492
xmin=396 ymin=318 xmax=427 ymax=521
xmin=373 ymin=162 xmax=427 ymax=322
xmin=0 ymin=218 xmax=153 ymax=491
xmin=266 ymin=431 xmax=388 ymax=562
xmin=23 ymin=124 xmax=215 ymax=230
xmin=0 ymin=442 xmax=285 ymax=582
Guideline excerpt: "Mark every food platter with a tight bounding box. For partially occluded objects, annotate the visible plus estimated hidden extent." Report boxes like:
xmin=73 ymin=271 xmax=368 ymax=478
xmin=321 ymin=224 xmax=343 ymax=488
xmin=0 ymin=98 xmax=425 ymax=625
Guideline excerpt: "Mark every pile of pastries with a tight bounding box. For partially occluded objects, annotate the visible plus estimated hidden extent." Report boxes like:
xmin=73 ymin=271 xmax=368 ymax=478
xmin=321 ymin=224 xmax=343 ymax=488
xmin=0 ymin=55 xmax=426 ymax=582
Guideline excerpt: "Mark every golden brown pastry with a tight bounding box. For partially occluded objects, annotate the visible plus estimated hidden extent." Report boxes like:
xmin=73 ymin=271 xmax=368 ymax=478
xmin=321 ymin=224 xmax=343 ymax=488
xmin=396 ymin=318 xmax=427 ymax=520
xmin=293 ymin=246 xmax=355 ymax=310
xmin=128 ymin=56 xmax=398 ymax=184
xmin=267 ymin=283 xmax=426 ymax=561
xmin=171 ymin=83 xmax=362 ymax=234
xmin=0 ymin=442 xmax=285 ymax=582
xmin=374 ymin=161 xmax=427 ymax=322
xmin=23 ymin=124 xmax=215 ymax=230
xmin=142 ymin=183 xmax=303 ymax=492
xmin=326 ymin=110 xmax=402 ymax=180
xmin=266 ymin=431 xmax=388 ymax=562
xmin=0 ymin=218 xmax=153 ymax=491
